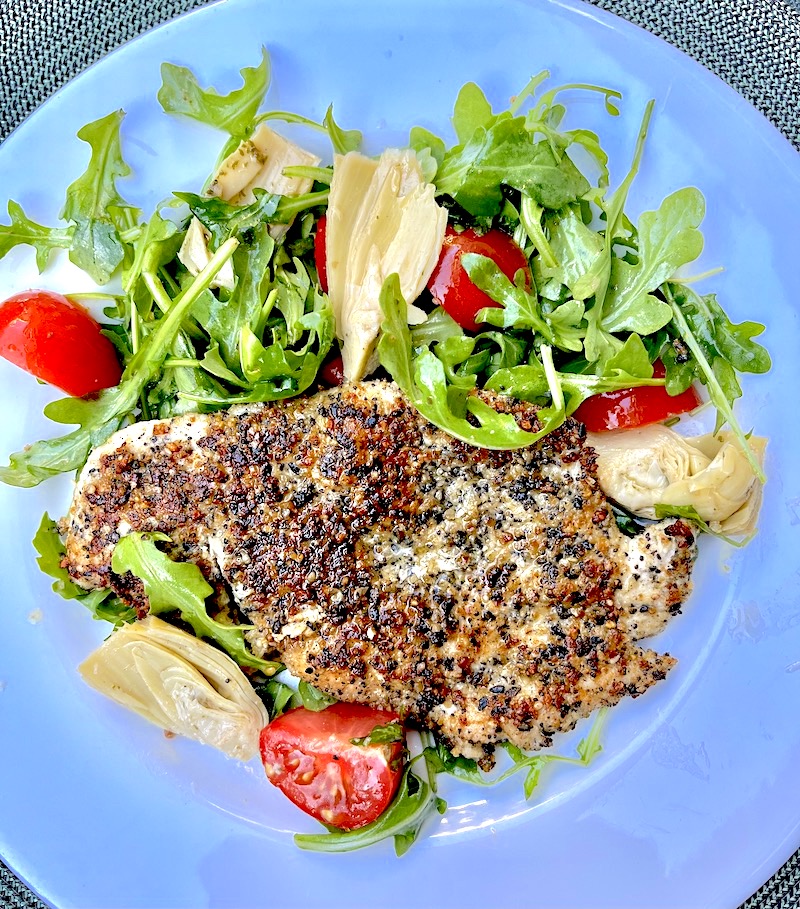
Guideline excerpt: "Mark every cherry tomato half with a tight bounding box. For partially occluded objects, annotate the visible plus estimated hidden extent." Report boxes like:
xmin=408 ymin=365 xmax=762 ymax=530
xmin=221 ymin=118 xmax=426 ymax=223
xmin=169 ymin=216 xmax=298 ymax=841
xmin=573 ymin=361 xmax=701 ymax=431
xmin=0 ymin=290 xmax=122 ymax=398
xmin=427 ymin=225 xmax=530 ymax=332
xmin=259 ymin=703 xmax=404 ymax=831
xmin=319 ymin=354 xmax=344 ymax=387
xmin=314 ymin=214 xmax=328 ymax=294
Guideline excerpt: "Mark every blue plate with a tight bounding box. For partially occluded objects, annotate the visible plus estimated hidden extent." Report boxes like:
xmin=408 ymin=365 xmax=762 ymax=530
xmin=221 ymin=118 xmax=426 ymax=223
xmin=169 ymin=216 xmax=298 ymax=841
xmin=1 ymin=1 xmax=799 ymax=906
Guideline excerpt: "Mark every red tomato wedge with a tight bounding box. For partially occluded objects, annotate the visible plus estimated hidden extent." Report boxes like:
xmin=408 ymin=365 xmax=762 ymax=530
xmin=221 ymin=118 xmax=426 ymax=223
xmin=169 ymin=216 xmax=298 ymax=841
xmin=573 ymin=361 xmax=701 ymax=431
xmin=314 ymin=214 xmax=328 ymax=293
xmin=259 ymin=703 xmax=404 ymax=831
xmin=427 ymin=225 xmax=529 ymax=332
xmin=0 ymin=290 xmax=122 ymax=398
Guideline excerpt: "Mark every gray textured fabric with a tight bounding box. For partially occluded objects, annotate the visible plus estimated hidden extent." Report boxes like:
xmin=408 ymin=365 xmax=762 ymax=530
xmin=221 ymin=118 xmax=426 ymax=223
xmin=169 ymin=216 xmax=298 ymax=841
xmin=589 ymin=0 xmax=800 ymax=149
xmin=1 ymin=0 xmax=799 ymax=146
xmin=0 ymin=1 xmax=799 ymax=908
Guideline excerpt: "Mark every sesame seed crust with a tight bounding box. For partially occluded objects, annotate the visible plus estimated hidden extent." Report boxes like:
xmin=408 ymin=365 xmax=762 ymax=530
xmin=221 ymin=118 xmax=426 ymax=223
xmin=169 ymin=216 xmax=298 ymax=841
xmin=63 ymin=380 xmax=696 ymax=763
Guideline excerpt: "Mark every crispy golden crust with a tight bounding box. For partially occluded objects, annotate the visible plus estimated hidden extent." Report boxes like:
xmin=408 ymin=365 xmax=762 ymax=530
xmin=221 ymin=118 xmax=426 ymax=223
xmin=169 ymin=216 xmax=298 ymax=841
xmin=63 ymin=381 xmax=696 ymax=761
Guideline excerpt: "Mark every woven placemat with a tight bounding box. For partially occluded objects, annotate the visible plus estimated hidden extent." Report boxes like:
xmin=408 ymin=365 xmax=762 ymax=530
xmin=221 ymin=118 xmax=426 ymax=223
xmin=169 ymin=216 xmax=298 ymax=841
xmin=1 ymin=1 xmax=799 ymax=907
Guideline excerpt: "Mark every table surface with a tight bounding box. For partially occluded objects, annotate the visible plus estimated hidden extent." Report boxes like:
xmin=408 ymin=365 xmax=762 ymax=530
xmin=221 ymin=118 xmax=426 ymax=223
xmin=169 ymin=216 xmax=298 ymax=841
xmin=1 ymin=1 xmax=799 ymax=907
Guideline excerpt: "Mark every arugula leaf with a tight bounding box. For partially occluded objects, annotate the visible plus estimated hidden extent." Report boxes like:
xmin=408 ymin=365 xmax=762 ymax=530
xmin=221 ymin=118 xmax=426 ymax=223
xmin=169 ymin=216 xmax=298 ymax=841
xmin=157 ymin=329 xmax=228 ymax=419
xmin=322 ymin=105 xmax=362 ymax=154
xmin=666 ymin=282 xmax=769 ymax=480
xmin=271 ymin=256 xmax=315 ymax=344
xmin=0 ymin=238 xmax=238 ymax=487
xmin=259 ymin=678 xmax=298 ymax=717
xmin=463 ymin=252 xmax=585 ymax=352
xmin=158 ymin=48 xmax=271 ymax=137
xmin=524 ymin=81 xmax=619 ymax=193
xmin=409 ymin=307 xmax=528 ymax=383
xmin=496 ymin=708 xmax=605 ymax=798
xmin=351 ymin=722 xmax=405 ymax=747
xmin=408 ymin=125 xmax=446 ymax=182
xmin=191 ymin=219 xmax=276 ymax=367
xmin=486 ymin=345 xmax=661 ymax=415
xmin=516 ymin=195 xmax=557 ymax=268
xmin=532 ymin=205 xmax=604 ymax=300
xmin=435 ymin=74 xmax=623 ymax=219
xmin=451 ymin=81 xmax=495 ymax=144
xmin=297 ymin=681 xmax=337 ymax=712
xmin=652 ymin=503 xmax=750 ymax=547
xmin=255 ymin=675 xmax=335 ymax=717
xmin=175 ymin=190 xmax=279 ymax=251
xmin=0 ymin=200 xmax=73 ymax=270
xmin=560 ymin=128 xmax=612 ymax=193
xmin=660 ymin=340 xmax=699 ymax=395
xmin=611 ymin=504 xmax=645 ymax=537
xmin=669 ymin=282 xmax=771 ymax=379
xmin=32 ymin=513 xmax=136 ymax=625
xmin=604 ymin=331 xmax=654 ymax=375
xmin=601 ymin=187 xmax=705 ymax=335
xmin=436 ymin=116 xmax=590 ymax=218
xmin=426 ymin=710 xmax=606 ymax=800
xmin=198 ymin=340 xmax=250 ymax=387
xmin=409 ymin=305 xmax=464 ymax=346
xmin=421 ymin=741 xmax=488 ymax=786
xmin=61 ymin=110 xmax=134 ymax=284
xmin=187 ymin=261 xmax=334 ymax=406
xmin=32 ymin=513 xmax=88 ymax=601
xmin=112 ymin=532 xmax=279 ymax=674
xmin=170 ymin=199 xmax=334 ymax=401
xmin=273 ymin=189 xmax=330 ymax=225
xmin=582 ymin=100 xmax=654 ymax=362
xmin=0 ymin=401 xmax=121 ymax=490
xmin=120 ymin=208 xmax=185 ymax=383
xmin=122 ymin=207 xmax=182 ymax=303
xmin=530 ymin=81 xmax=622 ymax=122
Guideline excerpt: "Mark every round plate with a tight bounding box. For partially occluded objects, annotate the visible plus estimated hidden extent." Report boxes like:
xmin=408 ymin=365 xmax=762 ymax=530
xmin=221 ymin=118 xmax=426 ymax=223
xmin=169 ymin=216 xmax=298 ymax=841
xmin=1 ymin=1 xmax=799 ymax=906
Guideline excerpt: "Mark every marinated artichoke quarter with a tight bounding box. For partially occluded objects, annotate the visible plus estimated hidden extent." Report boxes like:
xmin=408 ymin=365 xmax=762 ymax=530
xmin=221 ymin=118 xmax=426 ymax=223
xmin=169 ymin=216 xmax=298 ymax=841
xmin=588 ymin=425 xmax=767 ymax=535
xmin=79 ymin=615 xmax=268 ymax=760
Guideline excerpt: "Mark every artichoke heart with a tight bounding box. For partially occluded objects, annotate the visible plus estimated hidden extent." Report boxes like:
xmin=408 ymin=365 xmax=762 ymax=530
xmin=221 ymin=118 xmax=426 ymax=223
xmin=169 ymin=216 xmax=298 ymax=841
xmin=326 ymin=148 xmax=448 ymax=381
xmin=79 ymin=616 xmax=268 ymax=760
xmin=177 ymin=216 xmax=236 ymax=291
xmin=178 ymin=126 xmax=322 ymax=280
xmin=588 ymin=425 xmax=767 ymax=534
xmin=208 ymin=124 xmax=321 ymax=205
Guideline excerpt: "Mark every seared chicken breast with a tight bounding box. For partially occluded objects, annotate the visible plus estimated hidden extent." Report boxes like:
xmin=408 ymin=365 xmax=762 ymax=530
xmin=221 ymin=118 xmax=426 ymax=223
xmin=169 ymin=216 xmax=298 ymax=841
xmin=63 ymin=381 xmax=696 ymax=762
